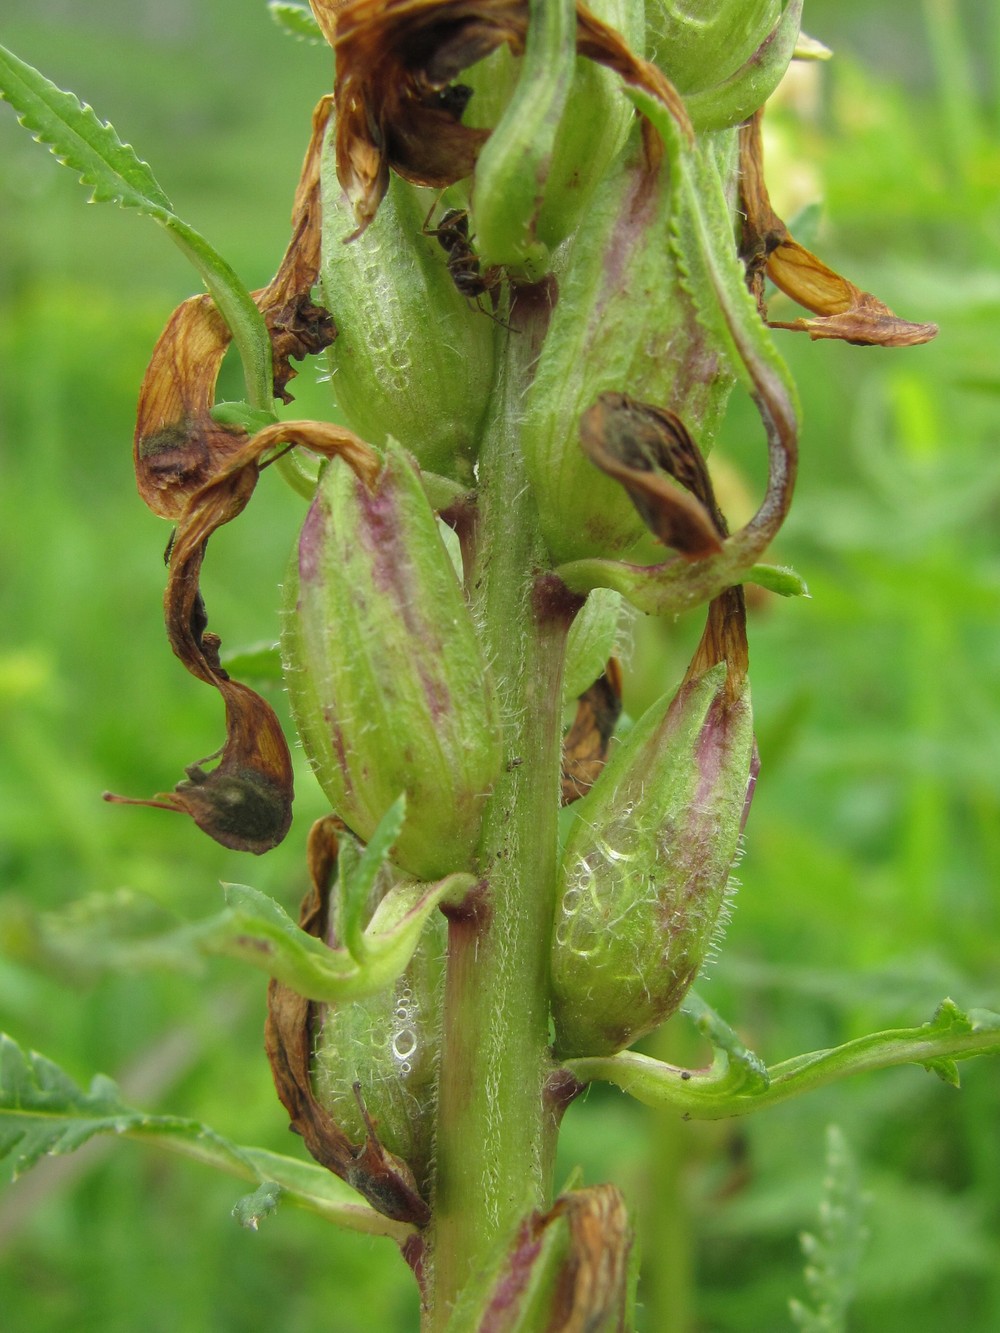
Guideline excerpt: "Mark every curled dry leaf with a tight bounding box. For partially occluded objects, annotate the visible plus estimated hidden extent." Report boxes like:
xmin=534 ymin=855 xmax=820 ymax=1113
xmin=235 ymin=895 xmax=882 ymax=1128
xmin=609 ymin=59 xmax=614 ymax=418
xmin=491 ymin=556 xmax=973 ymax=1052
xmin=319 ymin=0 xmax=691 ymax=235
xmin=265 ymin=817 xmax=431 ymax=1226
xmin=739 ymin=110 xmax=938 ymax=347
xmin=579 ymin=393 xmax=725 ymax=561
xmin=561 ymin=658 xmax=623 ymax=805
xmin=262 ymin=95 xmax=338 ymax=401
xmin=113 ymin=102 xmax=378 ymax=853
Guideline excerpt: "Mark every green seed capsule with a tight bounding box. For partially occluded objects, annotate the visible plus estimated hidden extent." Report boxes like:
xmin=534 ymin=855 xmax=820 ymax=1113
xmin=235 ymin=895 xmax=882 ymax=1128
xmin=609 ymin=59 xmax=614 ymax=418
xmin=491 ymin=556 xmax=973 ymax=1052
xmin=313 ymin=902 xmax=445 ymax=1190
xmin=519 ymin=124 xmax=737 ymax=565
xmin=320 ymin=144 xmax=496 ymax=480
xmin=551 ymin=661 xmax=754 ymax=1057
xmin=283 ymin=443 xmax=503 ymax=881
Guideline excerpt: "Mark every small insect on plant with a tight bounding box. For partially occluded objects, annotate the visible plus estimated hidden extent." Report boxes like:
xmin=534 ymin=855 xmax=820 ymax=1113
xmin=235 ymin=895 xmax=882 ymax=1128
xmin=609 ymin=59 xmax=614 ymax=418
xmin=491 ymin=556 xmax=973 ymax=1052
xmin=423 ymin=204 xmax=505 ymax=321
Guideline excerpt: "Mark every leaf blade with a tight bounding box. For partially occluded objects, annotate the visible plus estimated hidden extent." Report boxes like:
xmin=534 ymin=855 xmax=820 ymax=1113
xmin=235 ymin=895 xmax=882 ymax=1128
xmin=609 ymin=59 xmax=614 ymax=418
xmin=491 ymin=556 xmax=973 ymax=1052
xmin=0 ymin=42 xmax=172 ymax=216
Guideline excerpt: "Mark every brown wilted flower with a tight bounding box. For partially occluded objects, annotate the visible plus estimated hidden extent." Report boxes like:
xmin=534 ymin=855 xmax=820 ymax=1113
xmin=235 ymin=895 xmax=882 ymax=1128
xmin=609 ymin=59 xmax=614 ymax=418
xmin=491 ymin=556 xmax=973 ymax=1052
xmin=739 ymin=109 xmax=939 ymax=346
xmin=579 ymin=393 xmax=726 ymax=562
xmin=109 ymin=105 xmax=381 ymax=852
xmin=317 ymin=0 xmax=690 ymax=235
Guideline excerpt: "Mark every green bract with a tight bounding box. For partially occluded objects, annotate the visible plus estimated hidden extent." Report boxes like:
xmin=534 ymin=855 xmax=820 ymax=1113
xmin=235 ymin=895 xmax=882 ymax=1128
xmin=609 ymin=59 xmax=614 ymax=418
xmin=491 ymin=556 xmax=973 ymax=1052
xmin=283 ymin=443 xmax=502 ymax=881
xmin=551 ymin=662 xmax=754 ymax=1056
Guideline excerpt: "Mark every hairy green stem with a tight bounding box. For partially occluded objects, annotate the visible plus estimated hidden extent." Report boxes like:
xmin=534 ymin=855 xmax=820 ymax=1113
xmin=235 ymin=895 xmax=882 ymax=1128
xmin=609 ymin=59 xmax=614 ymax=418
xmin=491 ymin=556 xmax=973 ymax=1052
xmin=426 ymin=288 xmax=569 ymax=1326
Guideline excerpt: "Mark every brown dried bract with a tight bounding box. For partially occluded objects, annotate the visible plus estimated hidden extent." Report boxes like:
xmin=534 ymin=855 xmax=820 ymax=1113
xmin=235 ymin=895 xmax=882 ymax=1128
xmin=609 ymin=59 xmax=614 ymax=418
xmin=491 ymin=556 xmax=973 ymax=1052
xmin=321 ymin=0 xmax=691 ymax=235
xmin=561 ymin=659 xmax=623 ymax=805
xmin=264 ymin=817 xmax=431 ymax=1225
xmin=579 ymin=393 xmax=725 ymax=561
xmin=479 ymin=1184 xmax=632 ymax=1332
xmin=261 ymin=95 xmax=338 ymax=401
xmin=738 ymin=110 xmax=938 ymax=347
xmin=684 ymin=583 xmax=750 ymax=703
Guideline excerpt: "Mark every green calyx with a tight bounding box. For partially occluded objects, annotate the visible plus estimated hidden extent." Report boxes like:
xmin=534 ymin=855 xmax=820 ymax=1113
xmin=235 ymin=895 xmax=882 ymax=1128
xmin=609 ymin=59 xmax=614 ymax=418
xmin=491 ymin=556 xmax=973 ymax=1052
xmin=645 ymin=0 xmax=802 ymax=130
xmin=282 ymin=442 xmax=502 ymax=882
xmin=320 ymin=163 xmax=496 ymax=481
xmin=551 ymin=661 xmax=754 ymax=1057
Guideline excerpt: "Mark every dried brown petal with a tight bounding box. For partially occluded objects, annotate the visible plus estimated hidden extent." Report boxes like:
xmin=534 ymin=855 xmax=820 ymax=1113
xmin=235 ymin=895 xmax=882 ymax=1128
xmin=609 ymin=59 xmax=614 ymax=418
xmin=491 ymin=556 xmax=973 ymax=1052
xmin=561 ymin=659 xmax=623 ymax=806
xmin=579 ymin=393 xmax=724 ymax=561
xmin=325 ymin=0 xmax=690 ymax=234
xmin=739 ymin=110 xmax=938 ymax=347
xmin=264 ymin=817 xmax=431 ymax=1225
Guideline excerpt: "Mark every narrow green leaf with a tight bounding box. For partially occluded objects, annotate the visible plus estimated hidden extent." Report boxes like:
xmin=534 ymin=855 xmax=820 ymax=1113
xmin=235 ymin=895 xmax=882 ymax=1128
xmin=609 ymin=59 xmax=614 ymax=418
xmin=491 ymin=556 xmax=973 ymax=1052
xmin=0 ymin=1034 xmax=412 ymax=1241
xmin=268 ymin=1 xmax=326 ymax=44
xmin=0 ymin=43 xmax=273 ymax=411
xmin=0 ymin=42 xmax=172 ymax=215
xmin=337 ymin=797 xmax=408 ymax=963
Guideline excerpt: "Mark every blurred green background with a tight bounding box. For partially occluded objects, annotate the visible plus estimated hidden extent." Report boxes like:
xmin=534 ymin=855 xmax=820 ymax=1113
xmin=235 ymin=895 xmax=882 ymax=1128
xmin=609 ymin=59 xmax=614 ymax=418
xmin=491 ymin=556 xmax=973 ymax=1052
xmin=1 ymin=2 xmax=999 ymax=1329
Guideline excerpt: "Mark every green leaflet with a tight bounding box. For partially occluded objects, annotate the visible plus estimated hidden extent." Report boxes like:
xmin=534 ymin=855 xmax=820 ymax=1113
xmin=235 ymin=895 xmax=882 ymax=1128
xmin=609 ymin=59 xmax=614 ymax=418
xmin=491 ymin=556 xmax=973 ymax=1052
xmin=565 ymin=998 xmax=1000 ymax=1119
xmin=336 ymin=796 xmax=409 ymax=964
xmin=0 ymin=42 xmax=273 ymax=411
xmin=0 ymin=1034 xmax=411 ymax=1240
xmin=268 ymin=0 xmax=325 ymax=44
xmin=0 ymin=874 xmax=472 ymax=1004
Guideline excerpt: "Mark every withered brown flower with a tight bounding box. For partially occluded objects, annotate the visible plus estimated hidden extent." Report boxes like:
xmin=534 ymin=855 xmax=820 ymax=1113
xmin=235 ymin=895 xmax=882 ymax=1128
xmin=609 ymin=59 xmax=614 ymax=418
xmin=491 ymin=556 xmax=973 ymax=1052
xmin=108 ymin=104 xmax=380 ymax=853
xmin=316 ymin=0 xmax=690 ymax=235
xmin=739 ymin=109 xmax=938 ymax=346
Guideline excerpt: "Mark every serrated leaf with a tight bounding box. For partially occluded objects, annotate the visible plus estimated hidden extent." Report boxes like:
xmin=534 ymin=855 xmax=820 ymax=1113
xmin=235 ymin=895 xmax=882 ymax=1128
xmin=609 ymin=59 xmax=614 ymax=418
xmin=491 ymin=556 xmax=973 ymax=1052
xmin=789 ymin=1126 xmax=868 ymax=1332
xmin=0 ymin=43 xmax=172 ymax=216
xmin=232 ymin=1180 xmax=283 ymax=1230
xmin=268 ymin=1 xmax=326 ymax=44
xmin=0 ymin=1032 xmax=245 ymax=1181
xmin=0 ymin=1034 xmax=413 ymax=1239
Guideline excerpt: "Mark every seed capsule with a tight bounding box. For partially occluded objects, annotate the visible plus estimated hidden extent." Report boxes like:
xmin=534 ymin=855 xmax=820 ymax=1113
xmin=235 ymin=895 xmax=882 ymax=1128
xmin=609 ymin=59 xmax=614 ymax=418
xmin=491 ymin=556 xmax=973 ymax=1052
xmin=283 ymin=442 xmax=502 ymax=881
xmin=551 ymin=648 xmax=754 ymax=1057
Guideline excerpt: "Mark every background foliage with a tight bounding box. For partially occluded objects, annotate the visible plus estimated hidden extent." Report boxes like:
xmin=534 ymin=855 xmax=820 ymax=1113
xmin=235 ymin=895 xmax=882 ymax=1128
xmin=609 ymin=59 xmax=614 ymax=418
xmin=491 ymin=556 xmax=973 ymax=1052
xmin=1 ymin=1 xmax=998 ymax=1328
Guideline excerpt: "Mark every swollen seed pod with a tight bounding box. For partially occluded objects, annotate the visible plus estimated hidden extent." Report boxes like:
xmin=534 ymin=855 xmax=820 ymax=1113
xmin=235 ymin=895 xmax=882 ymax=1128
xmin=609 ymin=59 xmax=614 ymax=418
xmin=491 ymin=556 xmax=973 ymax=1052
xmin=313 ymin=905 xmax=446 ymax=1192
xmin=283 ymin=443 xmax=503 ymax=882
xmin=319 ymin=157 xmax=496 ymax=480
xmin=519 ymin=124 xmax=737 ymax=565
xmin=551 ymin=660 xmax=754 ymax=1057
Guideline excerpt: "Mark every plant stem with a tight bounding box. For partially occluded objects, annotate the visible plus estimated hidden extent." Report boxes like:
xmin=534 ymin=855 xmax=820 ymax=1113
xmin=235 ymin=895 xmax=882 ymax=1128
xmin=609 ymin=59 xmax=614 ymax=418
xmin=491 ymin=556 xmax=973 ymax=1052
xmin=426 ymin=289 xmax=570 ymax=1326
